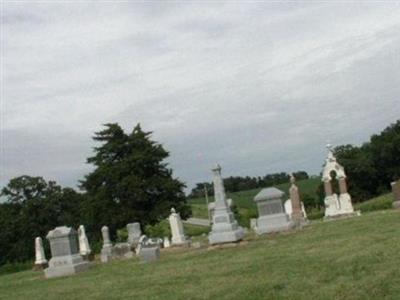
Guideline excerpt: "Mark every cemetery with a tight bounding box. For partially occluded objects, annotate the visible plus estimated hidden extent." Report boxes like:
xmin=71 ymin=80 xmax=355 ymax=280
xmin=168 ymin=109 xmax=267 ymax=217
xmin=2 ymin=3 xmax=400 ymax=299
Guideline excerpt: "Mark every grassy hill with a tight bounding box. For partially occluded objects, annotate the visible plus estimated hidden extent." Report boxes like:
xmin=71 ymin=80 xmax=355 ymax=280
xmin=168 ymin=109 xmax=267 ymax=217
xmin=189 ymin=177 xmax=321 ymax=223
xmin=1 ymin=210 xmax=399 ymax=300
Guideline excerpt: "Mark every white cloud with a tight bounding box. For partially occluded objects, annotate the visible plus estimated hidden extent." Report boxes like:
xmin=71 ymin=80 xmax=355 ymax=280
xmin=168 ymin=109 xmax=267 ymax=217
xmin=1 ymin=1 xmax=400 ymax=190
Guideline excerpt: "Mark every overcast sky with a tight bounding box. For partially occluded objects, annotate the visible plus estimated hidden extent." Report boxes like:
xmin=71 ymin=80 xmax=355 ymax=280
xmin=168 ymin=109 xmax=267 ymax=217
xmin=1 ymin=1 xmax=400 ymax=192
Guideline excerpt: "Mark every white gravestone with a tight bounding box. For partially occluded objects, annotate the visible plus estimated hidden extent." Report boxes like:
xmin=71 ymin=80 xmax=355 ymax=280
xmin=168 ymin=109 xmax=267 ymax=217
xmin=322 ymin=144 xmax=357 ymax=218
xmin=44 ymin=226 xmax=89 ymax=278
xmin=100 ymin=226 xmax=113 ymax=263
xmin=34 ymin=237 xmax=48 ymax=270
xmin=208 ymin=164 xmax=245 ymax=245
xmin=78 ymin=225 xmax=92 ymax=260
xmin=136 ymin=235 xmax=160 ymax=262
xmin=253 ymin=187 xmax=293 ymax=234
xmin=284 ymin=199 xmax=307 ymax=220
xmin=163 ymin=237 xmax=171 ymax=248
xmin=169 ymin=208 xmax=188 ymax=246
xmin=127 ymin=222 xmax=142 ymax=249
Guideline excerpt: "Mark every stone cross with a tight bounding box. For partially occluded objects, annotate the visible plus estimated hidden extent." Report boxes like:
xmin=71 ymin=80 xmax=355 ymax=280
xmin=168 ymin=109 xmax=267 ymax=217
xmin=34 ymin=237 xmax=48 ymax=270
xmin=78 ymin=225 xmax=91 ymax=257
xmin=169 ymin=207 xmax=187 ymax=246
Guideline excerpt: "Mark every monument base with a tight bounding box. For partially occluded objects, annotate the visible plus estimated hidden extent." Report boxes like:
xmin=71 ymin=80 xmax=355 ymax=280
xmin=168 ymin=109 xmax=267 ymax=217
xmin=324 ymin=211 xmax=361 ymax=221
xmin=33 ymin=262 xmax=48 ymax=271
xmin=255 ymin=213 xmax=294 ymax=235
xmin=44 ymin=254 xmax=89 ymax=279
xmin=171 ymin=240 xmax=191 ymax=248
xmin=208 ymin=227 xmax=245 ymax=245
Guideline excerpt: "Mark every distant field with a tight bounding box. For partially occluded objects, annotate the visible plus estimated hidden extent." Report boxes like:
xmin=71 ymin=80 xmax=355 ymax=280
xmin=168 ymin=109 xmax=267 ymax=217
xmin=189 ymin=177 xmax=321 ymax=223
xmin=2 ymin=210 xmax=399 ymax=300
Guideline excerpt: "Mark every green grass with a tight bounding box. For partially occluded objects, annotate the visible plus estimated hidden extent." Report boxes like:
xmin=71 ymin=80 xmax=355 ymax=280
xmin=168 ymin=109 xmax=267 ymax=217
xmin=189 ymin=177 xmax=321 ymax=225
xmin=1 ymin=210 xmax=400 ymax=300
xmin=355 ymin=193 xmax=393 ymax=212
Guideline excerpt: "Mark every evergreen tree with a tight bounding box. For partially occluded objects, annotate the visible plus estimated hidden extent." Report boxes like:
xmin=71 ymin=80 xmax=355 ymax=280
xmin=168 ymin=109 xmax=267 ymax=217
xmin=80 ymin=123 xmax=190 ymax=237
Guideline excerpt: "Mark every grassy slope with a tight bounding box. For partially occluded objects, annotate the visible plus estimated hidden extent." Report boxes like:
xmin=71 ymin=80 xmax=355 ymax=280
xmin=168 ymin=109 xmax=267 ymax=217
xmin=190 ymin=177 xmax=321 ymax=220
xmin=1 ymin=210 xmax=399 ymax=300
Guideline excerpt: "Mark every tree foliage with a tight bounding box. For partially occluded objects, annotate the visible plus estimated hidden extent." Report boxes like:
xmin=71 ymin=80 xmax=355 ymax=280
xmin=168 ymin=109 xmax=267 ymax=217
xmin=80 ymin=123 xmax=191 ymax=238
xmin=189 ymin=171 xmax=309 ymax=198
xmin=0 ymin=176 xmax=83 ymax=265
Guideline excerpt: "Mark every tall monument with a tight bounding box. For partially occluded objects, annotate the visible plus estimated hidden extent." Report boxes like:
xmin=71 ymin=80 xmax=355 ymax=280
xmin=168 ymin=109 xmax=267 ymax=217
xmin=208 ymin=164 xmax=245 ymax=245
xmin=322 ymin=144 xmax=356 ymax=218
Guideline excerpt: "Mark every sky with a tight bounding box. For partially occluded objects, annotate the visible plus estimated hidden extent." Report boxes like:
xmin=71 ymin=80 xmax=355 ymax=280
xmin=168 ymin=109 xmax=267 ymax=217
xmin=1 ymin=1 xmax=400 ymax=192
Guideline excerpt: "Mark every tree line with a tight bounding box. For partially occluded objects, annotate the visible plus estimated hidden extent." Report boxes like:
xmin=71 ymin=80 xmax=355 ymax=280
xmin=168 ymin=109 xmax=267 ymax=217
xmin=0 ymin=123 xmax=191 ymax=266
xmin=1 ymin=119 xmax=399 ymax=266
xmin=188 ymin=171 xmax=309 ymax=198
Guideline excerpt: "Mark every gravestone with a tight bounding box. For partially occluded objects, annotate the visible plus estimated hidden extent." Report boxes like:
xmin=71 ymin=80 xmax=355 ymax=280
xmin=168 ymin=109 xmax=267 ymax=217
xmin=78 ymin=225 xmax=92 ymax=260
xmin=208 ymin=164 xmax=245 ymax=245
xmin=100 ymin=225 xmax=133 ymax=263
xmin=287 ymin=175 xmax=307 ymax=227
xmin=100 ymin=226 xmax=113 ymax=263
xmin=392 ymin=180 xmax=400 ymax=209
xmin=253 ymin=187 xmax=293 ymax=234
xmin=137 ymin=235 xmax=160 ymax=262
xmin=322 ymin=144 xmax=357 ymax=218
xmin=34 ymin=237 xmax=48 ymax=271
xmin=163 ymin=237 xmax=171 ymax=248
xmin=127 ymin=222 xmax=142 ymax=249
xmin=169 ymin=208 xmax=188 ymax=246
xmin=284 ymin=199 xmax=307 ymax=220
xmin=44 ymin=226 xmax=89 ymax=278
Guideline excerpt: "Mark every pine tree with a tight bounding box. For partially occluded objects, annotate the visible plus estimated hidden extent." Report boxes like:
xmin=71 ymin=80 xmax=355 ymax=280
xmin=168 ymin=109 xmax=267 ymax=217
xmin=80 ymin=123 xmax=190 ymax=237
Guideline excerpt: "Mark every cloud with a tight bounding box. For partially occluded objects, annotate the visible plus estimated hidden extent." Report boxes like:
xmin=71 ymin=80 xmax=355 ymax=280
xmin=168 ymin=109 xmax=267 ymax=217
xmin=1 ymin=2 xmax=400 ymax=191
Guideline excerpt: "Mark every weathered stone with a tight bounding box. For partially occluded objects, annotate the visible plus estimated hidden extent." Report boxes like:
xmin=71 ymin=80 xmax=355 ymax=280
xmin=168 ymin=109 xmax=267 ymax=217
xmin=163 ymin=237 xmax=171 ymax=248
xmin=44 ymin=226 xmax=89 ymax=278
xmin=100 ymin=226 xmax=113 ymax=263
xmin=169 ymin=208 xmax=188 ymax=246
xmin=392 ymin=180 xmax=400 ymax=209
xmin=287 ymin=175 xmax=308 ymax=227
xmin=136 ymin=235 xmax=160 ymax=262
xmin=208 ymin=164 xmax=245 ymax=245
xmin=138 ymin=246 xmax=160 ymax=262
xmin=127 ymin=222 xmax=142 ymax=249
xmin=34 ymin=237 xmax=48 ymax=271
xmin=322 ymin=144 xmax=357 ymax=219
xmin=112 ymin=242 xmax=134 ymax=259
xmin=253 ymin=187 xmax=293 ymax=234
xmin=78 ymin=225 xmax=92 ymax=260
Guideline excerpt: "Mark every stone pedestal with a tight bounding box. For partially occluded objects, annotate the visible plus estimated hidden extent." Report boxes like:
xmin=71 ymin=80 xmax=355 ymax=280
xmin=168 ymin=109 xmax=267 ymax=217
xmin=127 ymin=223 xmax=142 ymax=249
xmin=34 ymin=237 xmax=48 ymax=271
xmin=169 ymin=208 xmax=188 ymax=246
xmin=44 ymin=226 xmax=89 ymax=279
xmin=208 ymin=164 xmax=244 ymax=245
xmin=392 ymin=180 xmax=400 ymax=209
xmin=254 ymin=188 xmax=293 ymax=234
